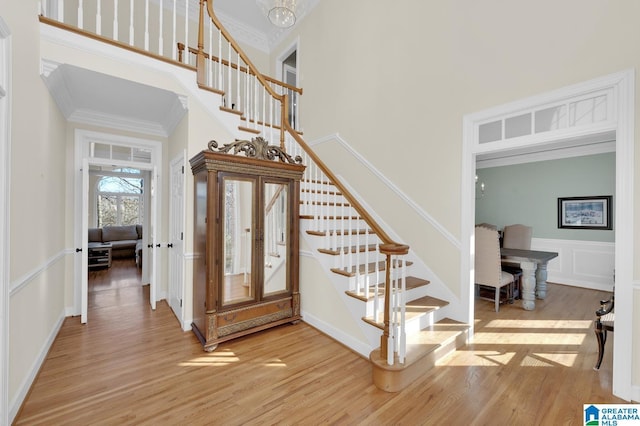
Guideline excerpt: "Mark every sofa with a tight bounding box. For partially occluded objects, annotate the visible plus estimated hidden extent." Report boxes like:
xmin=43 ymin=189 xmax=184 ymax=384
xmin=89 ymin=224 xmax=143 ymax=264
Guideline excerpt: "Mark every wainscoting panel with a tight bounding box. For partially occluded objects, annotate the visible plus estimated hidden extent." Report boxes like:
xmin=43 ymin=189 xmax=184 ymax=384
xmin=531 ymin=238 xmax=614 ymax=291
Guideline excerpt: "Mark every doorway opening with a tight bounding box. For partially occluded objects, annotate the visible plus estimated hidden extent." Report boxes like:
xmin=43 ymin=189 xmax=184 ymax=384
xmin=74 ymin=130 xmax=163 ymax=324
xmin=276 ymin=40 xmax=299 ymax=131
xmin=87 ymin=166 xmax=147 ymax=310
xmin=462 ymin=70 xmax=634 ymax=401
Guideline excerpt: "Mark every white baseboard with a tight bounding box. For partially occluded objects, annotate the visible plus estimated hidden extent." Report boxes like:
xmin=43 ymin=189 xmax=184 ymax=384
xmin=9 ymin=309 xmax=65 ymax=423
xmin=301 ymin=311 xmax=373 ymax=359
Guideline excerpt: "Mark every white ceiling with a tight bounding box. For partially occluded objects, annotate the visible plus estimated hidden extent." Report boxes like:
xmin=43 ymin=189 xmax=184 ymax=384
xmin=214 ymin=0 xmax=318 ymax=53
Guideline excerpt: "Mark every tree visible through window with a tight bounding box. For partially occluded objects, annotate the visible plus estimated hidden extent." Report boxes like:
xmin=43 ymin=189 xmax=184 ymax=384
xmin=96 ymin=168 xmax=144 ymax=227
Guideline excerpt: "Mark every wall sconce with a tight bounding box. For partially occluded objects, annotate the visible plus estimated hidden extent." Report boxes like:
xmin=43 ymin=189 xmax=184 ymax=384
xmin=475 ymin=174 xmax=486 ymax=199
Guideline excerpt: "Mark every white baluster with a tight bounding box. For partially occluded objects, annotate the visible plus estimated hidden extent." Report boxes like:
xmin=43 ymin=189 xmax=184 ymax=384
xmin=95 ymin=0 xmax=101 ymax=35
xmin=364 ymin=221 xmax=369 ymax=299
xmin=387 ymin=263 xmax=395 ymax=367
xmin=373 ymin=247 xmax=379 ymax=325
xmin=333 ymin=190 xmax=338 ymax=252
xmin=399 ymin=256 xmax=407 ymax=364
xmin=235 ymin=53 xmax=240 ymax=111
xmin=144 ymin=0 xmax=149 ymax=51
xmin=348 ymin=207 xmax=353 ymax=279
xmin=245 ymin=67 xmax=250 ymax=119
xmin=158 ymin=0 xmax=163 ymax=56
xmin=262 ymin=83 xmax=266 ymax=133
xmin=57 ymin=0 xmax=64 ymax=21
xmin=77 ymin=0 xmax=83 ymax=29
xmin=340 ymin=197 xmax=345 ymax=269
xmin=113 ymin=0 xmax=118 ymax=41
xmin=269 ymin=97 xmax=274 ymax=143
xmin=207 ymin=21 xmax=213 ymax=86
xmin=217 ymin=28 xmax=222 ymax=90
xmin=225 ymin=41 xmax=231 ymax=107
xmin=171 ymin=0 xmax=177 ymax=60
xmin=184 ymin=0 xmax=189 ymax=62
xmin=128 ymin=0 xmax=134 ymax=45
xmin=254 ymin=76 xmax=259 ymax=130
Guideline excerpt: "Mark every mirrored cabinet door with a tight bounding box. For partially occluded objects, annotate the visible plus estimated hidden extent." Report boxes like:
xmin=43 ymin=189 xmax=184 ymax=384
xmin=263 ymin=180 xmax=289 ymax=298
xmin=221 ymin=175 xmax=256 ymax=307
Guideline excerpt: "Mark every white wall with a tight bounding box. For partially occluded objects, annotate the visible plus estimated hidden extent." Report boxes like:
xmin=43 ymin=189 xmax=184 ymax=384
xmin=270 ymin=0 xmax=640 ymax=398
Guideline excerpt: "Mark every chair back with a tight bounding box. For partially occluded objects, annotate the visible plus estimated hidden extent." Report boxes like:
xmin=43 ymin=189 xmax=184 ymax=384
xmin=502 ymin=224 xmax=532 ymax=250
xmin=475 ymin=225 xmax=502 ymax=286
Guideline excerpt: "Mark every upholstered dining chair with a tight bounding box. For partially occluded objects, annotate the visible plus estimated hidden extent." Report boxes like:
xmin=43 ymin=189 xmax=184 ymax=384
xmin=475 ymin=225 xmax=516 ymax=312
xmin=501 ymin=224 xmax=533 ymax=298
xmin=594 ymin=293 xmax=614 ymax=370
xmin=502 ymin=224 xmax=533 ymax=250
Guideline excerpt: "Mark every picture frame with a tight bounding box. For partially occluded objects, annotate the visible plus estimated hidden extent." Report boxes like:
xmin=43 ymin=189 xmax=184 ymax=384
xmin=557 ymin=196 xmax=612 ymax=230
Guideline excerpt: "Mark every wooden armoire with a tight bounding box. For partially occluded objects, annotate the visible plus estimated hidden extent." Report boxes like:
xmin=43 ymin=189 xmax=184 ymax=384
xmin=189 ymin=138 xmax=305 ymax=352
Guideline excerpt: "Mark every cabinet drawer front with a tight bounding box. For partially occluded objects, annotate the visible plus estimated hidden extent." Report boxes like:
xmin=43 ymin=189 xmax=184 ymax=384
xmin=217 ymin=298 xmax=292 ymax=336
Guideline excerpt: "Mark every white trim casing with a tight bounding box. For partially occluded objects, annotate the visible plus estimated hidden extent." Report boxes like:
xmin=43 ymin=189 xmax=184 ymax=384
xmin=462 ymin=70 xmax=635 ymax=401
xmin=73 ymin=130 xmax=164 ymax=318
xmin=0 ymin=15 xmax=11 ymax=426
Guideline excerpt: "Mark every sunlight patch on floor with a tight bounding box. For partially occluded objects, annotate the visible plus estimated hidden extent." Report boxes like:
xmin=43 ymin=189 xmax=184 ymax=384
xmin=473 ymin=332 xmax=586 ymax=345
xmin=263 ymin=359 xmax=287 ymax=367
xmin=438 ymin=350 xmax=517 ymax=366
xmin=179 ymin=351 xmax=240 ymax=366
xmin=483 ymin=319 xmax=592 ymax=329
xmin=529 ymin=352 xmax=578 ymax=367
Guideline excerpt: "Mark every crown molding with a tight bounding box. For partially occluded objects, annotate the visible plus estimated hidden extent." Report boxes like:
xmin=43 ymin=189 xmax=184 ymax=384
xmin=68 ymin=108 xmax=170 ymax=137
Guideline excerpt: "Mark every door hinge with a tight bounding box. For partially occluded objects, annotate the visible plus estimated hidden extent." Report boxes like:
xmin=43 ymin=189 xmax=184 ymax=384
xmin=182 ymin=165 xmax=184 ymax=174
xmin=180 ymin=232 xmax=184 ymax=240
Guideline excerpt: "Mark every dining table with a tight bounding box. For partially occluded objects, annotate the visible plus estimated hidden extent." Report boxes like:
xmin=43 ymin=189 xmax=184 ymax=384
xmin=500 ymin=248 xmax=559 ymax=310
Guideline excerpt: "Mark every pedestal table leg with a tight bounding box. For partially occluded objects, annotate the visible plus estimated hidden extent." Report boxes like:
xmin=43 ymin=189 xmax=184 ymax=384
xmin=535 ymin=262 xmax=549 ymax=299
xmin=520 ymin=261 xmax=537 ymax=310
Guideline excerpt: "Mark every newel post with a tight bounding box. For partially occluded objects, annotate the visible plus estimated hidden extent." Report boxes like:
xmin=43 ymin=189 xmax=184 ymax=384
xmin=378 ymin=243 xmax=410 ymax=363
xmin=280 ymin=94 xmax=288 ymax=150
xmin=196 ymin=0 xmax=206 ymax=86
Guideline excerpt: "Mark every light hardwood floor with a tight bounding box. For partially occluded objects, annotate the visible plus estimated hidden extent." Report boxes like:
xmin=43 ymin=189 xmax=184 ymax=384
xmin=14 ymin=262 xmax=624 ymax=425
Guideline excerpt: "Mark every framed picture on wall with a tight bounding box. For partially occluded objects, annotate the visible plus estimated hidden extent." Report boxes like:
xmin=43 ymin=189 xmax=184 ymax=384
xmin=557 ymin=196 xmax=612 ymax=230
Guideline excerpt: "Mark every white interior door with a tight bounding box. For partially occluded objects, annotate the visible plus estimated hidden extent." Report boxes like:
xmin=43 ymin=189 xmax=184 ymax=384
xmin=80 ymin=158 xmax=89 ymax=323
xmin=168 ymin=153 xmax=185 ymax=323
xmin=149 ymin=165 xmax=158 ymax=310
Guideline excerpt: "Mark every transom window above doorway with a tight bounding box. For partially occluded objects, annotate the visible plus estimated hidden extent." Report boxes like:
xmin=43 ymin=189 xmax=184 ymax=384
xmin=90 ymin=142 xmax=152 ymax=163
xmin=478 ymin=90 xmax=612 ymax=144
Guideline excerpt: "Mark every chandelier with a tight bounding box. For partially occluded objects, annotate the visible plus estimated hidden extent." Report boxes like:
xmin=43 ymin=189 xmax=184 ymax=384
xmin=256 ymin=0 xmax=298 ymax=28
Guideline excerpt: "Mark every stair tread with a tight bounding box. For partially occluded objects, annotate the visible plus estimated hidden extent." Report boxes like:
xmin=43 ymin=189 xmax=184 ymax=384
xmin=330 ymin=260 xmax=413 ymax=277
xmin=369 ymin=318 xmax=470 ymax=370
xmin=300 ymin=200 xmax=350 ymax=207
xmin=345 ymin=276 xmax=430 ymax=302
xmin=363 ymin=295 xmax=448 ymax=327
xmin=318 ymin=244 xmax=378 ymax=256
xmin=306 ymin=229 xmax=374 ymax=237
xmin=300 ymin=214 xmax=360 ymax=220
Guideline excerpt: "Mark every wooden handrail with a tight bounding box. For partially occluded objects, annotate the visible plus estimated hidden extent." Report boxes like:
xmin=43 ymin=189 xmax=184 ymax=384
xmin=283 ymin=121 xmax=403 ymax=247
xmin=179 ymin=44 xmax=303 ymax=95
xmin=201 ymin=0 xmax=287 ymax=146
xmin=39 ymin=16 xmax=196 ymax=72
